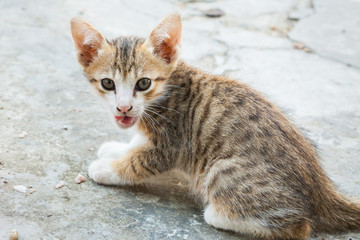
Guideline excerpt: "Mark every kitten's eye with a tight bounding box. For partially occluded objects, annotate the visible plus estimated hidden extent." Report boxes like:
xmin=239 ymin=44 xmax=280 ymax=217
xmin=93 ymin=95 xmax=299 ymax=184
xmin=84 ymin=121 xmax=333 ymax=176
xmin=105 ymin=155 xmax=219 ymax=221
xmin=101 ymin=78 xmax=115 ymax=91
xmin=135 ymin=78 xmax=151 ymax=91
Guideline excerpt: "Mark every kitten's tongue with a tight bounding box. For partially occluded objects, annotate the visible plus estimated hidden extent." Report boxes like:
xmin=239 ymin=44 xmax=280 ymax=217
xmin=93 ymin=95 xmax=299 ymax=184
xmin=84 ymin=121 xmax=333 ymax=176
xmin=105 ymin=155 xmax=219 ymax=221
xmin=115 ymin=116 xmax=137 ymax=128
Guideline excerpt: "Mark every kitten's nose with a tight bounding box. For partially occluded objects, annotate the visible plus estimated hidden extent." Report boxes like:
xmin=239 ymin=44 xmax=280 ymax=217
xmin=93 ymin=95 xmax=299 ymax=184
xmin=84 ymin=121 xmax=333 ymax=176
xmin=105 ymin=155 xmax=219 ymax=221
xmin=117 ymin=105 xmax=133 ymax=114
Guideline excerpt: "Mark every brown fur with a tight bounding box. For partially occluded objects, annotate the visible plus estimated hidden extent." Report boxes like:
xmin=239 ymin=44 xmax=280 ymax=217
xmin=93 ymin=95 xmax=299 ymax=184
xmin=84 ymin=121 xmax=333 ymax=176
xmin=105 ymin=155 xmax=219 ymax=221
xmin=71 ymin=14 xmax=360 ymax=240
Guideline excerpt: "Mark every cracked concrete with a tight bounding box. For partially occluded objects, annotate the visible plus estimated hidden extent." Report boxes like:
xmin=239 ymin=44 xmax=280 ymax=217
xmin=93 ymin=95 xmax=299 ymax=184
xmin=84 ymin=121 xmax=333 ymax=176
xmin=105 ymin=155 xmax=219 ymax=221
xmin=289 ymin=0 xmax=360 ymax=68
xmin=0 ymin=0 xmax=359 ymax=239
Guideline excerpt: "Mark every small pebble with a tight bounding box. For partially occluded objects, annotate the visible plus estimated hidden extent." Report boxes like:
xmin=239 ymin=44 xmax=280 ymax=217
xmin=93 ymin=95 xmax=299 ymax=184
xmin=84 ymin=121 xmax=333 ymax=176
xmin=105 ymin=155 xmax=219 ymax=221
xmin=75 ymin=174 xmax=85 ymax=184
xmin=293 ymin=42 xmax=313 ymax=53
xmin=293 ymin=42 xmax=305 ymax=50
xmin=14 ymin=185 xmax=27 ymax=193
xmin=4 ymin=180 xmax=8 ymax=184
xmin=29 ymin=189 xmax=36 ymax=194
xmin=18 ymin=131 xmax=28 ymax=139
xmin=270 ymin=26 xmax=278 ymax=31
xmin=88 ymin=147 xmax=94 ymax=151
xmin=69 ymin=108 xmax=81 ymax=112
xmin=10 ymin=229 xmax=18 ymax=240
xmin=55 ymin=180 xmax=65 ymax=189
xmin=304 ymin=47 xmax=313 ymax=53
xmin=204 ymin=8 xmax=225 ymax=18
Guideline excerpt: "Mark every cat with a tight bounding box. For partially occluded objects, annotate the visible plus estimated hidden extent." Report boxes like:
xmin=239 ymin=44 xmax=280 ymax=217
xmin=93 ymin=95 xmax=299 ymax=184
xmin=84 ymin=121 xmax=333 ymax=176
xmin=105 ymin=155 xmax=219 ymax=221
xmin=70 ymin=13 xmax=360 ymax=239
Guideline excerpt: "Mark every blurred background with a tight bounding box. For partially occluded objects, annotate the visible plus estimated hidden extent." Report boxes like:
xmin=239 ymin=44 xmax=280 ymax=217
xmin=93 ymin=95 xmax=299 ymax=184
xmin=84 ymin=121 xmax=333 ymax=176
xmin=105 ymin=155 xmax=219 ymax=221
xmin=0 ymin=0 xmax=359 ymax=239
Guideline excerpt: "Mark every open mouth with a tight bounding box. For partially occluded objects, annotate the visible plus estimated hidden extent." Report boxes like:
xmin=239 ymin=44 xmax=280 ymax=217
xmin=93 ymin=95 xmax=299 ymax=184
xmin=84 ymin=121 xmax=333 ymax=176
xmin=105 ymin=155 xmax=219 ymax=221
xmin=114 ymin=115 xmax=138 ymax=128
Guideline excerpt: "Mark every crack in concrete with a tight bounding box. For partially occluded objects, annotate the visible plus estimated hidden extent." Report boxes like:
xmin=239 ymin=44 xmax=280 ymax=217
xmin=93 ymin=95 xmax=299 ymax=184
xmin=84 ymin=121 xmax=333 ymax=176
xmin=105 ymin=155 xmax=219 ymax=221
xmin=287 ymin=0 xmax=360 ymax=69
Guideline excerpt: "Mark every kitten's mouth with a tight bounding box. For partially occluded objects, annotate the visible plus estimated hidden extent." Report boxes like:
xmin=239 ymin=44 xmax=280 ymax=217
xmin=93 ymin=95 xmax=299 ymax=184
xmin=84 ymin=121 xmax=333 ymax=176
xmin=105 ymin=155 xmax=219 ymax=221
xmin=114 ymin=115 xmax=138 ymax=128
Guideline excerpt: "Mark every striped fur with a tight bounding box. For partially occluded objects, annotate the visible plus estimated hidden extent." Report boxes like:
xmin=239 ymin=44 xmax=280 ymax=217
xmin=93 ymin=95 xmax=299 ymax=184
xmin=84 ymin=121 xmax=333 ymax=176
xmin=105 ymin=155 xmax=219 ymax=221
xmin=71 ymin=14 xmax=360 ymax=240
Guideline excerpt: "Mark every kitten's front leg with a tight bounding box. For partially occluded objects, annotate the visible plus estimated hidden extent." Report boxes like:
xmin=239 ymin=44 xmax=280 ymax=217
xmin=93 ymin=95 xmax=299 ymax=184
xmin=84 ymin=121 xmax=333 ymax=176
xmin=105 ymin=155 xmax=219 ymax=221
xmin=97 ymin=133 xmax=148 ymax=159
xmin=97 ymin=141 xmax=129 ymax=160
xmin=88 ymin=134 xmax=165 ymax=185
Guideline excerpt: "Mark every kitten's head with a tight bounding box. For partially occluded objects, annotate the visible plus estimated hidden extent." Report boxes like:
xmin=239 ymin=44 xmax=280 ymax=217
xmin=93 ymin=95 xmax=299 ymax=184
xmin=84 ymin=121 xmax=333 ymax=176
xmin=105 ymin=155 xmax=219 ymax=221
xmin=70 ymin=14 xmax=182 ymax=129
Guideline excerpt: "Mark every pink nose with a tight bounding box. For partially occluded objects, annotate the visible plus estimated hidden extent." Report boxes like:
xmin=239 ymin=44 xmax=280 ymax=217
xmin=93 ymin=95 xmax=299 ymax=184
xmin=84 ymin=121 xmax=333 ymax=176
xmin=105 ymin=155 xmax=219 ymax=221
xmin=117 ymin=105 xmax=133 ymax=114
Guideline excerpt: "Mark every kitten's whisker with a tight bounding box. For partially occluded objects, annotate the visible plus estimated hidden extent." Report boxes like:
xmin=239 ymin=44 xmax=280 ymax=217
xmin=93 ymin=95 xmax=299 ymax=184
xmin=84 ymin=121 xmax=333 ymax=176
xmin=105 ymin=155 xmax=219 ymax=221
xmin=148 ymin=92 xmax=172 ymax=104
xmin=143 ymin=110 xmax=169 ymax=137
xmin=144 ymin=107 xmax=170 ymax=134
xmin=142 ymin=116 xmax=158 ymax=136
xmin=145 ymin=107 xmax=175 ymax=126
xmin=142 ymin=112 xmax=159 ymax=134
xmin=149 ymin=114 xmax=169 ymax=137
xmin=148 ymin=103 xmax=183 ymax=115
xmin=143 ymin=111 xmax=163 ymax=134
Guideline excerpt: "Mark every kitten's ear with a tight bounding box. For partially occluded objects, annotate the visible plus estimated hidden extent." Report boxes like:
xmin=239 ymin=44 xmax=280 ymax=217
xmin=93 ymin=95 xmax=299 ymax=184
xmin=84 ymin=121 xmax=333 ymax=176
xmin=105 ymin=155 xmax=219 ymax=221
xmin=146 ymin=13 xmax=182 ymax=64
xmin=70 ymin=18 xmax=105 ymax=67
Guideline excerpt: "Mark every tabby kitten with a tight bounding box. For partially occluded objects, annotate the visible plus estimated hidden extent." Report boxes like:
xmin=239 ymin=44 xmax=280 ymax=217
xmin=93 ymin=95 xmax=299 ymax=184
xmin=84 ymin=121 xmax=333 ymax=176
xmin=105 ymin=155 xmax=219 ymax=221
xmin=71 ymin=14 xmax=360 ymax=239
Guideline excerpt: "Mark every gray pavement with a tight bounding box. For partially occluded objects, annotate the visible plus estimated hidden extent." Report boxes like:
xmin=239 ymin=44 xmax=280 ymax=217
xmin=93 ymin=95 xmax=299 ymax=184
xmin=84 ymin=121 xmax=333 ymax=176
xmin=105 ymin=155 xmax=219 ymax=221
xmin=0 ymin=0 xmax=359 ymax=239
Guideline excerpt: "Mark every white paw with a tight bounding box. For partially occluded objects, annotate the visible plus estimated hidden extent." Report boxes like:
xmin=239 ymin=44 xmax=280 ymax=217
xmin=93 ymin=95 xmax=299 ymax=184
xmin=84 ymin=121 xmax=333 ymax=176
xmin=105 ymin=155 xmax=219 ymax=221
xmin=97 ymin=141 xmax=129 ymax=159
xmin=88 ymin=158 xmax=127 ymax=185
xmin=204 ymin=204 xmax=271 ymax=235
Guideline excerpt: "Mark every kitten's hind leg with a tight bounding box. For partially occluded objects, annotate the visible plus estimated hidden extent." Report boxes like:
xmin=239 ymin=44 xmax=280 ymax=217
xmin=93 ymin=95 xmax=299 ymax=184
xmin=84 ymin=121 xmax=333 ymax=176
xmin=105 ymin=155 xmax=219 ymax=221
xmin=204 ymin=204 xmax=272 ymax=237
xmin=204 ymin=203 xmax=311 ymax=240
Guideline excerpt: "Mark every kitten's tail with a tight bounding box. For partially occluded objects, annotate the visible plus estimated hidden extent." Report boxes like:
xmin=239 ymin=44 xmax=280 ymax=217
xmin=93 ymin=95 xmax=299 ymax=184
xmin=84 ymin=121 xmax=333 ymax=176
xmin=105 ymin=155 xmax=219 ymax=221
xmin=315 ymin=188 xmax=360 ymax=232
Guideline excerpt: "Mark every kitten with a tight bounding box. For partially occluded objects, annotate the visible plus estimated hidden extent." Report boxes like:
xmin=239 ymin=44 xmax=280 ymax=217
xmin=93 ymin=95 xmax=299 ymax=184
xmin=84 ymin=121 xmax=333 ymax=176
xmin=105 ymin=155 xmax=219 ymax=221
xmin=71 ymin=14 xmax=360 ymax=239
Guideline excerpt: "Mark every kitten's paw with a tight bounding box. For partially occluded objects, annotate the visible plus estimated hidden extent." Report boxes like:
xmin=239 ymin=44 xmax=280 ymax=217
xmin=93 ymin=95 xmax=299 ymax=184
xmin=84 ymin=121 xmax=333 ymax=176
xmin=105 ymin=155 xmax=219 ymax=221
xmin=88 ymin=159 xmax=128 ymax=185
xmin=97 ymin=141 xmax=129 ymax=159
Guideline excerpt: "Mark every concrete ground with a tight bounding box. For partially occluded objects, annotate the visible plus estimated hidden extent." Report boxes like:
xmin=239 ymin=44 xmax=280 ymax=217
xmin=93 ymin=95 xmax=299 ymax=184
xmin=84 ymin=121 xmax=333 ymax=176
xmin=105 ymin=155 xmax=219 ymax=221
xmin=0 ymin=0 xmax=359 ymax=239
